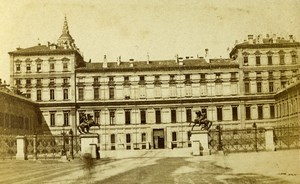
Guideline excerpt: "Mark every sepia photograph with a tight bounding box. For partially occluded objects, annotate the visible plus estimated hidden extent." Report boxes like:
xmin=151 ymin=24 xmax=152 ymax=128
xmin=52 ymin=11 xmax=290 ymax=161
xmin=0 ymin=0 xmax=299 ymax=183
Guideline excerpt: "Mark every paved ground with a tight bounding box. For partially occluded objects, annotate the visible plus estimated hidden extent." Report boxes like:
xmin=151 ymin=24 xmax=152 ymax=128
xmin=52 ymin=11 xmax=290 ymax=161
xmin=0 ymin=149 xmax=299 ymax=184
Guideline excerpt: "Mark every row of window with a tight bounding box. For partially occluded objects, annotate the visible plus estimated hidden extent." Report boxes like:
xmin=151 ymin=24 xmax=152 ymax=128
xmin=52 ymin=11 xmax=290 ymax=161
xmin=244 ymin=70 xmax=298 ymax=79
xmin=15 ymin=62 xmax=69 ymax=73
xmin=26 ymin=88 xmax=69 ymax=101
xmin=50 ymin=112 xmax=69 ymax=127
xmin=244 ymin=81 xmax=289 ymax=94
xmin=16 ymin=78 xmax=70 ymax=86
xmin=243 ymin=52 xmax=297 ymax=65
xmin=86 ymin=73 xmax=238 ymax=84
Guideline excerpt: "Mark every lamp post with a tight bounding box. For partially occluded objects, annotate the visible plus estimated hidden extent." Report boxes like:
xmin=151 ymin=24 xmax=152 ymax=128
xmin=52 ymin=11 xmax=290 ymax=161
xmin=69 ymin=129 xmax=74 ymax=159
xmin=253 ymin=122 xmax=258 ymax=152
xmin=61 ymin=128 xmax=66 ymax=156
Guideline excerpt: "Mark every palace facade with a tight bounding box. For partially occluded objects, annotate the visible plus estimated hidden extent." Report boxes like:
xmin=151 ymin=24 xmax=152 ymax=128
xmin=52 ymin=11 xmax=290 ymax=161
xmin=8 ymin=18 xmax=300 ymax=150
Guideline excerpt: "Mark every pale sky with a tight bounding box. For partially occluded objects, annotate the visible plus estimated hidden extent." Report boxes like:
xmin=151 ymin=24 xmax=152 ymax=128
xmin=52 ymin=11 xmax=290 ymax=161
xmin=0 ymin=0 xmax=299 ymax=84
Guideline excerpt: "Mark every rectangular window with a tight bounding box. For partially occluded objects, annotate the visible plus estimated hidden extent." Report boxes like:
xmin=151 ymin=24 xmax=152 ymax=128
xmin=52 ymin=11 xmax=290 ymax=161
xmin=140 ymin=110 xmax=146 ymax=124
xmin=141 ymin=133 xmax=146 ymax=142
xmin=155 ymin=110 xmax=161 ymax=124
xmin=50 ymin=89 xmax=55 ymax=100
xmin=280 ymin=55 xmax=285 ymax=64
xmin=63 ymin=112 xmax=69 ymax=126
xmin=126 ymin=134 xmax=131 ymax=143
xmin=94 ymin=111 xmax=100 ymax=124
xmin=125 ymin=110 xmax=131 ymax=125
xmin=94 ymin=88 xmax=99 ymax=99
xmin=292 ymin=55 xmax=297 ymax=64
xmin=50 ymin=112 xmax=55 ymax=126
xmin=94 ymin=77 xmax=98 ymax=83
xmin=245 ymin=82 xmax=250 ymax=94
xmin=16 ymin=64 xmax=21 ymax=72
xmin=26 ymin=90 xmax=31 ymax=99
xmin=172 ymin=132 xmax=177 ymax=142
xmin=26 ymin=64 xmax=31 ymax=72
xmin=63 ymin=63 xmax=68 ymax=70
xmin=270 ymin=105 xmax=275 ymax=119
xmin=155 ymin=86 xmax=161 ymax=98
xmin=139 ymin=76 xmax=145 ymax=82
xmin=246 ymin=106 xmax=251 ymax=120
xmin=217 ymin=107 xmax=222 ymax=122
xmin=258 ymin=105 xmax=263 ymax=119
xmin=268 ymin=55 xmax=272 ymax=65
xmin=232 ymin=106 xmax=238 ymax=121
xmin=37 ymin=90 xmax=42 ymax=101
xmin=16 ymin=79 xmax=21 ymax=85
xmin=243 ymin=56 xmax=248 ymax=65
xmin=37 ymin=63 xmax=41 ymax=72
xmin=269 ymin=82 xmax=274 ymax=92
xmin=201 ymin=108 xmax=207 ymax=115
xmin=256 ymin=56 xmax=261 ymax=65
xmin=109 ymin=111 xmax=115 ymax=125
xmin=49 ymin=78 xmax=55 ymax=85
xmin=111 ymin=134 xmax=116 ymax=143
xmin=78 ymin=88 xmax=84 ymax=100
xmin=200 ymin=73 xmax=206 ymax=80
xmin=63 ymin=89 xmax=68 ymax=100
xmin=50 ymin=63 xmax=55 ymax=71
xmin=109 ymin=87 xmax=114 ymax=99
xmin=257 ymin=82 xmax=262 ymax=93
xmin=171 ymin=109 xmax=176 ymax=123
xmin=124 ymin=76 xmax=129 ymax=82
xmin=26 ymin=79 xmax=31 ymax=85
xmin=186 ymin=109 xmax=192 ymax=122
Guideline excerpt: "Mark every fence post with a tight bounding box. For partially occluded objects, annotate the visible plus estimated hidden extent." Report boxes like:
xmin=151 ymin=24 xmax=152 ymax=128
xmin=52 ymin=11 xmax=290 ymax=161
xmin=33 ymin=135 xmax=37 ymax=160
xmin=265 ymin=127 xmax=275 ymax=151
xmin=253 ymin=123 xmax=258 ymax=152
xmin=16 ymin=136 xmax=27 ymax=160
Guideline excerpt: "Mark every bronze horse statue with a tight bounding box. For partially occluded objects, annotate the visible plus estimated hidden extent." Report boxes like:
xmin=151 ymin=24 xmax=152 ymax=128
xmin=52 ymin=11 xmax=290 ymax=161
xmin=189 ymin=111 xmax=213 ymax=131
xmin=77 ymin=113 xmax=100 ymax=134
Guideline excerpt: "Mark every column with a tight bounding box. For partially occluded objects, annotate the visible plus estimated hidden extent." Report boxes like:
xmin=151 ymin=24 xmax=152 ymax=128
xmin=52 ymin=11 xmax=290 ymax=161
xmin=16 ymin=136 xmax=27 ymax=160
xmin=265 ymin=127 xmax=275 ymax=151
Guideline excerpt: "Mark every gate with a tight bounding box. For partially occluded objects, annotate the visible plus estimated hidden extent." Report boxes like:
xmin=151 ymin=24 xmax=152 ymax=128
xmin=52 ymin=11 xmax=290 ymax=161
xmin=209 ymin=125 xmax=266 ymax=154
xmin=0 ymin=135 xmax=17 ymax=160
xmin=274 ymin=126 xmax=300 ymax=150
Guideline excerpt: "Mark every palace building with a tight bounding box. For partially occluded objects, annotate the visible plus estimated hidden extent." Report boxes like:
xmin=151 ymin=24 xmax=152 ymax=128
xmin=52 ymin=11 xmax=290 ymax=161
xmin=8 ymin=18 xmax=300 ymax=150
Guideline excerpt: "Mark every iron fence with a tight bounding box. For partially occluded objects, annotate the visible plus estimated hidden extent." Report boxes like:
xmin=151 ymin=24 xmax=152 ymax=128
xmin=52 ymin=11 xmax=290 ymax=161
xmin=0 ymin=135 xmax=17 ymax=160
xmin=209 ymin=125 xmax=266 ymax=154
xmin=274 ymin=126 xmax=300 ymax=150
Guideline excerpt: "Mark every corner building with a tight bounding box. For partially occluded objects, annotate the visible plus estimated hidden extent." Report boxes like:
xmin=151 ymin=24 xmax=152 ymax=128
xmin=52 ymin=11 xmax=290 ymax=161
xmin=9 ymin=19 xmax=300 ymax=150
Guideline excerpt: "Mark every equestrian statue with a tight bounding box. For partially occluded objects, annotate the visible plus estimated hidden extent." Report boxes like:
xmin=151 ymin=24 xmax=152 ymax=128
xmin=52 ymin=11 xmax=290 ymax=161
xmin=189 ymin=111 xmax=213 ymax=131
xmin=77 ymin=113 xmax=100 ymax=134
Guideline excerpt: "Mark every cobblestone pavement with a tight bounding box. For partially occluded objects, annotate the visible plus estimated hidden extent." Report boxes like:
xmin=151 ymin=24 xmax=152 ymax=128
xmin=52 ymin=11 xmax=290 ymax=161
xmin=0 ymin=149 xmax=299 ymax=184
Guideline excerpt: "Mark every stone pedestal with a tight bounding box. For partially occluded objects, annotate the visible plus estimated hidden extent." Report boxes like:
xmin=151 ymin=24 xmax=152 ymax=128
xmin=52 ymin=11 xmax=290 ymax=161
xmin=190 ymin=130 xmax=210 ymax=156
xmin=265 ymin=127 xmax=275 ymax=151
xmin=16 ymin=136 xmax=27 ymax=160
xmin=80 ymin=134 xmax=100 ymax=159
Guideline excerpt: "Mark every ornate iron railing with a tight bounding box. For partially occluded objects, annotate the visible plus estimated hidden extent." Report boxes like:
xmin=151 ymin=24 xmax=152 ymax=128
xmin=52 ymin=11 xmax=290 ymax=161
xmin=26 ymin=134 xmax=81 ymax=159
xmin=0 ymin=135 xmax=17 ymax=160
xmin=209 ymin=126 xmax=266 ymax=154
xmin=274 ymin=126 xmax=300 ymax=150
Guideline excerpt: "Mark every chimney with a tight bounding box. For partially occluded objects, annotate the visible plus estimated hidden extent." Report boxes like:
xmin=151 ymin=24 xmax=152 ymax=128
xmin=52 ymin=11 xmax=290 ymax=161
xmin=103 ymin=55 xmax=107 ymax=68
xmin=205 ymin=48 xmax=210 ymax=63
xmin=272 ymin=34 xmax=277 ymax=43
xmin=175 ymin=54 xmax=179 ymax=63
xmin=129 ymin=59 xmax=134 ymax=67
xmin=289 ymin=35 xmax=294 ymax=42
xmin=147 ymin=53 xmax=150 ymax=64
xmin=248 ymin=35 xmax=254 ymax=44
xmin=117 ymin=56 xmax=121 ymax=66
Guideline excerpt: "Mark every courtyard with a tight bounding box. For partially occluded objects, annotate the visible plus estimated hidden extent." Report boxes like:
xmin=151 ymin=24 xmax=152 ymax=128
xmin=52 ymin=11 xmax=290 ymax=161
xmin=0 ymin=149 xmax=299 ymax=184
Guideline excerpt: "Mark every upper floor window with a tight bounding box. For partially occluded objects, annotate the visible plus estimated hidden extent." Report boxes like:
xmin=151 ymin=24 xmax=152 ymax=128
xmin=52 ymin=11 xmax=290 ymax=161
xmin=109 ymin=77 xmax=114 ymax=82
xmin=171 ymin=109 xmax=176 ymax=123
xmin=269 ymin=82 xmax=274 ymax=92
xmin=245 ymin=106 xmax=251 ymax=120
xmin=63 ymin=89 xmax=68 ymax=100
xmin=26 ymin=64 xmax=31 ymax=72
xmin=217 ymin=107 xmax=223 ymax=122
xmin=185 ymin=74 xmax=190 ymax=80
xmin=37 ymin=63 xmax=41 ymax=72
xmin=186 ymin=109 xmax=192 ymax=122
xmin=50 ymin=63 xmax=55 ymax=71
xmin=232 ymin=106 xmax=238 ymax=121
xmin=26 ymin=90 xmax=31 ymax=99
xmin=15 ymin=79 xmax=21 ymax=85
xmin=256 ymin=56 xmax=261 ymax=65
xmin=140 ymin=110 xmax=146 ymax=124
xmin=258 ymin=105 xmax=263 ymax=119
xmin=63 ymin=78 xmax=69 ymax=84
xmin=124 ymin=76 xmax=129 ymax=82
xmin=109 ymin=111 xmax=115 ymax=125
xmin=279 ymin=54 xmax=285 ymax=65
xmin=200 ymin=74 xmax=206 ymax=80
xmin=268 ymin=55 xmax=272 ymax=65
xmin=243 ymin=56 xmax=248 ymax=65
xmin=93 ymin=77 xmax=99 ymax=83
xmin=292 ymin=54 xmax=297 ymax=64
xmin=50 ymin=112 xmax=55 ymax=127
xmin=216 ymin=73 xmax=221 ymax=79
xmin=245 ymin=82 xmax=250 ymax=94
xmin=257 ymin=82 xmax=262 ymax=93
xmin=50 ymin=89 xmax=55 ymax=100
xmin=16 ymin=64 xmax=21 ymax=72
xmin=268 ymin=71 xmax=273 ymax=78
xmin=109 ymin=87 xmax=114 ymax=100
xmin=94 ymin=88 xmax=99 ymax=100
xmin=78 ymin=88 xmax=84 ymax=100
xmin=94 ymin=111 xmax=100 ymax=124
xmin=63 ymin=63 xmax=68 ymax=70
xmin=63 ymin=112 xmax=69 ymax=126
xmin=140 ymin=76 xmax=145 ymax=81
xmin=125 ymin=110 xmax=131 ymax=125
xmin=155 ymin=110 xmax=161 ymax=124
xmin=26 ymin=79 xmax=31 ymax=86
xmin=37 ymin=90 xmax=42 ymax=101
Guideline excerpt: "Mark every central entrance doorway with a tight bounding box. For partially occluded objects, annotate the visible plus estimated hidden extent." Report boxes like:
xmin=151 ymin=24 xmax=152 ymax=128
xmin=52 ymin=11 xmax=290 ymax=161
xmin=153 ymin=129 xmax=164 ymax=149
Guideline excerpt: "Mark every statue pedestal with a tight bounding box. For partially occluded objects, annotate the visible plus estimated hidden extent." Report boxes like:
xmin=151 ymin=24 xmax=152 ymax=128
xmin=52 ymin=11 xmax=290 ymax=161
xmin=190 ymin=129 xmax=210 ymax=156
xmin=80 ymin=134 xmax=100 ymax=159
